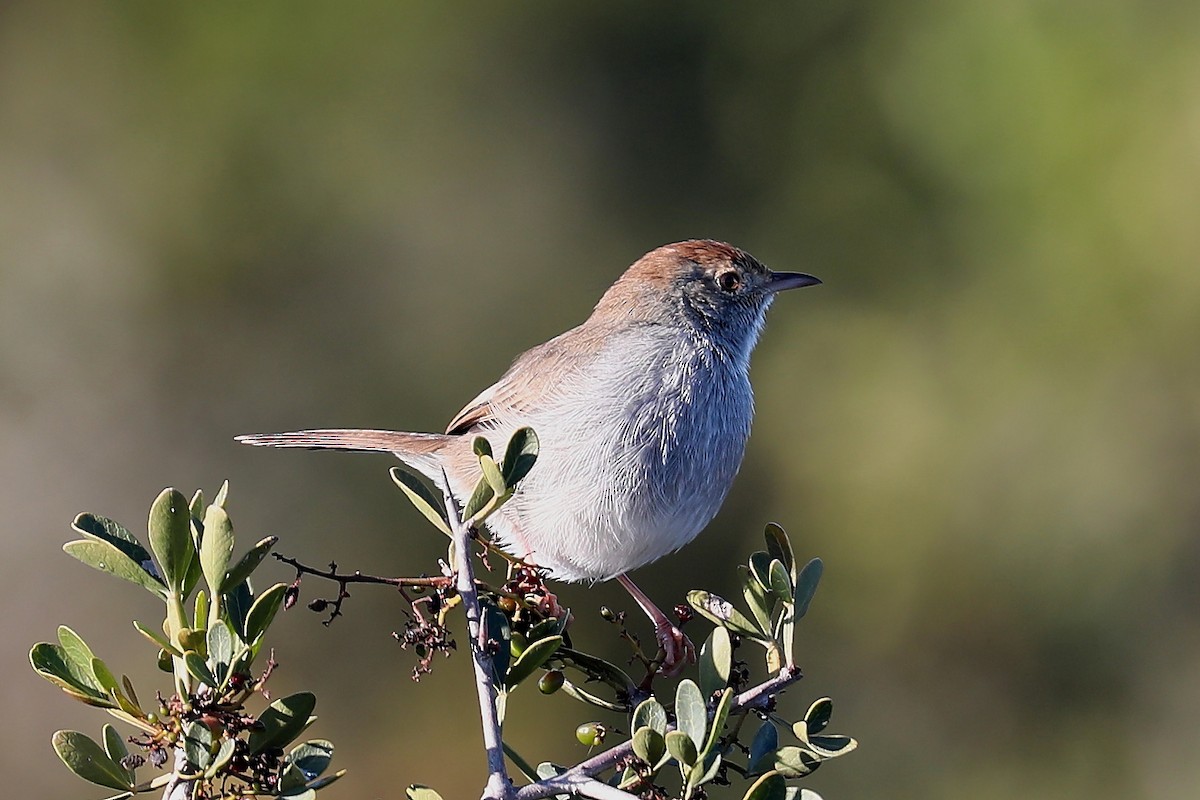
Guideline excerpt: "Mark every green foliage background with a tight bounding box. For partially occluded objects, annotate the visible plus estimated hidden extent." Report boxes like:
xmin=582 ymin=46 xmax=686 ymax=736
xmin=3 ymin=2 xmax=1198 ymax=798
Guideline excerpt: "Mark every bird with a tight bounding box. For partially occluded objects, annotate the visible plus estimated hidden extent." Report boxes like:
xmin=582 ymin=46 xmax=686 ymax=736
xmin=237 ymin=239 xmax=820 ymax=673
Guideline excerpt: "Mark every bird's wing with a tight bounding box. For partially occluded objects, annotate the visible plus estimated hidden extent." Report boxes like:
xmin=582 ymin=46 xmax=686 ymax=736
xmin=445 ymin=324 xmax=604 ymax=435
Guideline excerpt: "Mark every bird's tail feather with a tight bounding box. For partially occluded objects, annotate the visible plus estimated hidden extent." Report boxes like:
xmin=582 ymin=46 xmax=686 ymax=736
xmin=235 ymin=429 xmax=451 ymax=457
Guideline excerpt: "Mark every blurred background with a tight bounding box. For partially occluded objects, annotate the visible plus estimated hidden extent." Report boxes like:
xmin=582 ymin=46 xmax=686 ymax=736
xmin=3 ymin=1 xmax=1199 ymax=798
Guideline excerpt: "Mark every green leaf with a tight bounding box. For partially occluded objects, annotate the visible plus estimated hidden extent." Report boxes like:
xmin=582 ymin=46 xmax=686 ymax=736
xmin=63 ymin=540 xmax=166 ymax=597
xmin=244 ymin=582 xmax=288 ymax=642
xmin=632 ymin=697 xmax=668 ymax=735
xmin=462 ymin=475 xmax=495 ymax=522
xmin=557 ymin=647 xmax=638 ymax=697
xmin=807 ymin=735 xmax=857 ymax=759
xmin=664 ymin=730 xmax=698 ymax=768
xmin=749 ymin=551 xmax=773 ymax=595
xmin=501 ymin=426 xmax=539 ymax=488
xmin=133 ymin=620 xmax=181 ymax=656
xmin=184 ymin=651 xmax=218 ymax=688
xmin=248 ymin=692 xmax=317 ymax=754
xmin=742 ymin=771 xmax=787 ymax=800
xmin=406 ymin=787 xmax=445 ymax=800
xmin=482 ymin=602 xmax=511 ymax=684
xmin=30 ymin=643 xmax=109 ymax=703
xmin=506 ymin=635 xmax=563 ymax=689
xmin=193 ymin=589 xmax=209 ymax=631
xmin=389 ymin=468 xmax=451 ymax=535
xmin=207 ymin=620 xmax=234 ymax=684
xmin=147 ymin=488 xmax=194 ymax=591
xmin=768 ymin=559 xmax=792 ymax=604
xmin=223 ymin=577 xmax=254 ymax=636
xmin=804 ymin=697 xmax=833 ymax=735
xmin=72 ymin=513 xmax=156 ymax=577
xmin=699 ymin=627 xmax=732 ymax=699
xmin=740 ymin=566 xmax=774 ymax=635
xmin=223 ymin=536 xmax=278 ymax=594
xmin=52 ymin=730 xmax=133 ymax=791
xmin=794 ymin=558 xmax=823 ymax=620
xmin=764 ymin=523 xmax=796 ymax=585
xmin=687 ymin=591 xmax=769 ymax=642
xmin=279 ymin=762 xmax=308 ymax=793
xmin=558 ymin=679 xmax=629 ymax=712
xmin=702 ymin=689 xmax=734 ymax=757
xmin=56 ymin=626 xmax=99 ymax=683
xmin=632 ymin=727 xmax=666 ymax=768
xmin=200 ymin=504 xmax=235 ymax=596
xmin=213 ymin=479 xmax=230 ymax=509
xmin=674 ymin=679 xmax=706 ymax=748
xmin=101 ymin=724 xmax=132 ymax=784
xmin=90 ymin=657 xmax=120 ymax=696
xmin=479 ymin=454 xmax=506 ymax=496
xmin=773 ymin=747 xmax=820 ymax=778
xmin=306 ymin=770 xmax=346 ymax=791
xmin=182 ymin=720 xmax=213 ymax=771
xmin=287 ymin=739 xmax=334 ymax=780
xmin=747 ymin=720 xmax=778 ymax=775
xmin=205 ymin=738 xmax=236 ymax=779
xmin=688 ymin=751 xmax=722 ymax=789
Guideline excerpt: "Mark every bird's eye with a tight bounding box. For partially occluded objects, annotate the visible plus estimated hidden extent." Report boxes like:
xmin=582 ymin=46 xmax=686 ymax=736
xmin=717 ymin=270 xmax=742 ymax=293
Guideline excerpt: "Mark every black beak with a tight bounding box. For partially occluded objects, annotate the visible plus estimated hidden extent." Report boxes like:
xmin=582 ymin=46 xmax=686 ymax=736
xmin=767 ymin=271 xmax=822 ymax=293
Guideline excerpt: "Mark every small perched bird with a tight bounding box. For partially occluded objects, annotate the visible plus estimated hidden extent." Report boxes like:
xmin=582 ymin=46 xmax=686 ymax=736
xmin=238 ymin=240 xmax=820 ymax=673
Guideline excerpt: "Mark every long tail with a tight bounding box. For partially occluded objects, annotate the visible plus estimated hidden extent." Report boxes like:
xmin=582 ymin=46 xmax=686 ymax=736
xmin=235 ymin=429 xmax=451 ymax=473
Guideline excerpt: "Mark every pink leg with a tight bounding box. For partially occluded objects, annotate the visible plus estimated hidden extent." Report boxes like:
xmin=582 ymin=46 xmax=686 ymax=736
xmin=616 ymin=574 xmax=696 ymax=676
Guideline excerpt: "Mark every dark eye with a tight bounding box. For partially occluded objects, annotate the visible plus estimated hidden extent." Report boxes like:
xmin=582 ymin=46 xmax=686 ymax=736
xmin=717 ymin=270 xmax=742 ymax=293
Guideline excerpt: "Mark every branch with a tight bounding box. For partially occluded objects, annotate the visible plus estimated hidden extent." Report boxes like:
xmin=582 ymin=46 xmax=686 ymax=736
xmin=511 ymin=665 xmax=804 ymax=800
xmin=441 ymin=470 xmax=511 ymax=800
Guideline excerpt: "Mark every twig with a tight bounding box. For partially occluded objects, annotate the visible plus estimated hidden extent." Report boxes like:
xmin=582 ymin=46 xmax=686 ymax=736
xmin=511 ymin=665 xmax=804 ymax=800
xmin=440 ymin=470 xmax=511 ymax=800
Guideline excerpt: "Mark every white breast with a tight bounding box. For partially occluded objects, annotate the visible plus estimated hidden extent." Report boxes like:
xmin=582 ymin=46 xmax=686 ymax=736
xmin=481 ymin=327 xmax=754 ymax=582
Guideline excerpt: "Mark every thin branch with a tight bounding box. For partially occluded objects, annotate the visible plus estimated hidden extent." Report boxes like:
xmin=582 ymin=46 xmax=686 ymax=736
xmin=441 ymin=470 xmax=511 ymax=800
xmin=511 ymin=665 xmax=803 ymax=800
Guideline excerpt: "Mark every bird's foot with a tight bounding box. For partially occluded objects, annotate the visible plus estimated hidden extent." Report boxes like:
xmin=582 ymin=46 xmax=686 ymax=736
xmin=654 ymin=619 xmax=697 ymax=677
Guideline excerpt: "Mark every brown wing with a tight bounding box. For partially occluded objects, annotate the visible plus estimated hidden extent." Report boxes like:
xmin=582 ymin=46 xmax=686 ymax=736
xmin=444 ymin=323 xmax=606 ymax=435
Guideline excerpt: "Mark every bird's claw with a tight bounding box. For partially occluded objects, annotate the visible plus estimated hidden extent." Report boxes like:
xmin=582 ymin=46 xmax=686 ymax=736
xmin=654 ymin=621 xmax=696 ymax=676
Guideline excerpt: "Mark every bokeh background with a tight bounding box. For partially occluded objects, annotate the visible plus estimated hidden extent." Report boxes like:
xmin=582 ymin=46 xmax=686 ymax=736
xmin=4 ymin=2 xmax=1199 ymax=798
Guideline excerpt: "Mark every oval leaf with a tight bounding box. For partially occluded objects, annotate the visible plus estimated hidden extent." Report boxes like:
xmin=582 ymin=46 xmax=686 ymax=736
xmin=794 ymin=558 xmax=823 ymax=620
xmin=774 ymin=746 xmax=819 ymax=778
xmin=63 ymin=540 xmax=166 ymax=596
xmin=101 ymin=724 xmax=132 ymax=783
xmin=768 ymin=559 xmax=792 ymax=604
xmin=200 ymin=504 xmax=235 ymax=596
xmin=632 ymin=697 xmax=668 ymax=735
xmin=147 ymin=488 xmax=194 ymax=591
xmin=501 ymin=427 xmax=539 ymax=487
xmin=52 ymin=730 xmax=133 ymax=791
xmin=674 ymin=679 xmax=707 ymax=748
xmin=389 ymin=468 xmax=451 ymax=535
xmin=664 ymin=730 xmax=698 ymax=768
xmin=632 ymin=727 xmax=666 ymax=767
xmin=72 ymin=513 xmax=156 ymax=576
xmin=248 ymin=692 xmax=317 ymax=754
xmin=805 ymin=697 xmax=833 ymax=735
xmin=288 ymin=739 xmax=334 ymax=780
xmin=30 ymin=643 xmax=106 ymax=699
xmin=184 ymin=651 xmax=218 ymax=689
xmin=687 ymin=591 xmax=769 ymax=641
xmin=747 ymin=720 xmax=779 ymax=775
xmin=742 ymin=770 xmax=787 ymax=800
xmin=479 ymin=454 xmax=506 ymax=496
xmin=702 ymin=689 xmax=734 ymax=757
xmin=183 ymin=720 xmax=214 ymax=771
xmin=222 ymin=536 xmax=278 ymax=594
xmin=506 ymin=635 xmax=563 ymax=689
xmin=699 ymin=627 xmax=732 ymax=699
xmin=764 ymin=523 xmax=795 ymax=584
xmin=205 ymin=738 xmax=236 ymax=779
xmin=244 ymin=582 xmax=288 ymax=643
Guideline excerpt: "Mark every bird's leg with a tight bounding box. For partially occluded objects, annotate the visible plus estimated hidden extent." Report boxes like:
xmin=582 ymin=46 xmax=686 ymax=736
xmin=616 ymin=573 xmax=696 ymax=676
